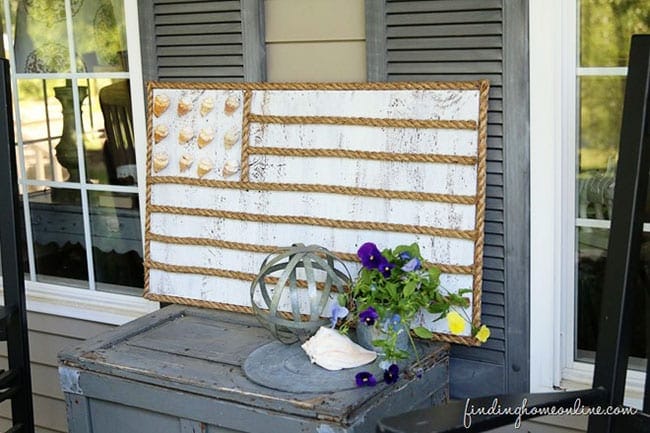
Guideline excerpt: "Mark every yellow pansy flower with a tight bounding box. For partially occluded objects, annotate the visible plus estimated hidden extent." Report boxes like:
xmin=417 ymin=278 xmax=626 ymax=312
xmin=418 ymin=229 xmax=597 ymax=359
xmin=475 ymin=325 xmax=490 ymax=343
xmin=447 ymin=311 xmax=466 ymax=334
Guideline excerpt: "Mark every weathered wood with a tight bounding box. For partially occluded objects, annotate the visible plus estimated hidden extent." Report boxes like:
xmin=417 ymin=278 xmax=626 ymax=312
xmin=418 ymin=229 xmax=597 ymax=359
xmin=59 ymin=306 xmax=449 ymax=432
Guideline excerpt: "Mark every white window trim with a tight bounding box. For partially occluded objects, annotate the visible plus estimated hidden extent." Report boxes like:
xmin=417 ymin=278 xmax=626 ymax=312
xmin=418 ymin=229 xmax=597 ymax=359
xmin=529 ymin=0 xmax=646 ymax=408
xmin=0 ymin=1 xmax=157 ymax=324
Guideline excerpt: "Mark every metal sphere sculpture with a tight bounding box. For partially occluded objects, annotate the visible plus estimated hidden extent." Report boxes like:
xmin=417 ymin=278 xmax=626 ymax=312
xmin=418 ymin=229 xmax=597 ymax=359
xmin=250 ymin=244 xmax=351 ymax=344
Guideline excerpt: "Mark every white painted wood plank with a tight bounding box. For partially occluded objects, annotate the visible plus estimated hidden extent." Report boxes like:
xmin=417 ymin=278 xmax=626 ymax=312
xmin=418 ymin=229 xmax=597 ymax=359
xmin=249 ymin=156 xmax=478 ymax=195
xmin=150 ymin=185 xmax=477 ymax=230
xmin=149 ymin=214 xmax=477 ymax=265
xmin=251 ymin=89 xmax=480 ymax=120
xmin=249 ymin=123 xmax=478 ymax=156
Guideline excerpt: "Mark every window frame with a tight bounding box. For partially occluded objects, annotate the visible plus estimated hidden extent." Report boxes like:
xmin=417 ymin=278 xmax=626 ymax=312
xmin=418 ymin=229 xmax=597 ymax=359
xmin=529 ymin=0 xmax=646 ymax=407
xmin=0 ymin=0 xmax=157 ymax=325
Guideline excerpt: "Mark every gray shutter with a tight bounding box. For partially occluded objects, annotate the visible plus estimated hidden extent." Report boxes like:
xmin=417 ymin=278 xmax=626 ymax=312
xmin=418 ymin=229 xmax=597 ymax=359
xmin=138 ymin=0 xmax=265 ymax=82
xmin=366 ymin=0 xmax=530 ymax=396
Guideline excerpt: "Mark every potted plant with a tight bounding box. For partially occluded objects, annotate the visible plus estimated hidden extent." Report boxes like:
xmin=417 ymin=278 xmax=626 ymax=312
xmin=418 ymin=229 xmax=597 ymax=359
xmin=332 ymin=242 xmax=490 ymax=384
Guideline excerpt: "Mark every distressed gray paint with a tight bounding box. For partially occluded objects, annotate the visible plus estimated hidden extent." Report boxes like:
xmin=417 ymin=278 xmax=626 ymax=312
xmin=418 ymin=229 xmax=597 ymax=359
xmin=59 ymin=305 xmax=448 ymax=433
xmin=366 ymin=0 xmax=531 ymax=396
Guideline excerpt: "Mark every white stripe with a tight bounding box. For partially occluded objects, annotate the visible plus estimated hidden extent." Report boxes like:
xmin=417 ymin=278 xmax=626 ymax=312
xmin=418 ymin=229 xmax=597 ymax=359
xmin=150 ymin=184 xmax=477 ymax=230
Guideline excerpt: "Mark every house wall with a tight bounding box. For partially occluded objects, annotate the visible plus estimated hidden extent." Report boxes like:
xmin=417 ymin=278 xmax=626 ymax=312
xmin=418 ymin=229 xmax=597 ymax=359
xmin=264 ymin=0 xmax=366 ymax=82
xmin=0 ymin=312 xmax=114 ymax=432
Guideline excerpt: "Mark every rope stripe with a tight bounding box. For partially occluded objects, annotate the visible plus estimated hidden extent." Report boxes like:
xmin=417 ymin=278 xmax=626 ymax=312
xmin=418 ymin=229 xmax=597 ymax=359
xmin=249 ymin=146 xmax=478 ymax=165
xmin=240 ymin=90 xmax=252 ymax=181
xmin=248 ymin=114 xmax=477 ymax=130
xmin=147 ymin=176 xmax=477 ymax=204
xmin=148 ymin=204 xmax=477 ymax=240
xmin=147 ymin=232 xmax=475 ymax=275
xmin=149 ymin=80 xmax=485 ymax=91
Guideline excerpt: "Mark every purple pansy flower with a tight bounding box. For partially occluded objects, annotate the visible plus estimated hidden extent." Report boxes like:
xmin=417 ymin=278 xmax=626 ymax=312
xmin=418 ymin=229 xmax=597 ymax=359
xmin=383 ymin=364 xmax=399 ymax=384
xmin=378 ymin=259 xmax=394 ymax=277
xmin=359 ymin=306 xmax=379 ymax=326
xmin=330 ymin=304 xmax=349 ymax=328
xmin=355 ymin=371 xmax=377 ymax=387
xmin=358 ymin=242 xmax=383 ymax=270
xmin=401 ymin=257 xmax=421 ymax=272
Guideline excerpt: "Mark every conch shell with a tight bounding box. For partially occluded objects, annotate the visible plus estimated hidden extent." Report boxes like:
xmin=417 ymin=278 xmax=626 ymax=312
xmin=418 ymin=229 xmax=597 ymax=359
xmin=301 ymin=327 xmax=377 ymax=371
xmin=197 ymin=158 xmax=214 ymax=178
xmin=152 ymin=152 xmax=169 ymax=173
xmin=223 ymin=128 xmax=240 ymax=149
xmin=221 ymin=160 xmax=240 ymax=177
xmin=178 ymin=126 xmax=194 ymax=144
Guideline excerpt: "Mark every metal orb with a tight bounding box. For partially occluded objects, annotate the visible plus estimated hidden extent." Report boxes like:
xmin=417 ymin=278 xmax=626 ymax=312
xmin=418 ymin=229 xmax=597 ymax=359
xmin=250 ymin=244 xmax=351 ymax=344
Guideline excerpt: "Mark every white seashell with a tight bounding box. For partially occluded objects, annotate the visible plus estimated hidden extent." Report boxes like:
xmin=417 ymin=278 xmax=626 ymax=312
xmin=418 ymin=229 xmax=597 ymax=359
xmin=197 ymin=127 xmax=215 ymax=148
xmin=197 ymin=157 xmax=214 ymax=178
xmin=179 ymin=153 xmax=194 ymax=172
xmin=152 ymin=152 xmax=169 ymax=173
xmin=223 ymin=128 xmax=240 ymax=149
xmin=177 ymin=96 xmax=192 ymax=116
xmin=221 ymin=160 xmax=240 ymax=177
xmin=178 ymin=126 xmax=193 ymax=144
xmin=224 ymin=94 xmax=240 ymax=115
xmin=301 ymin=327 xmax=377 ymax=371
xmin=200 ymin=97 xmax=214 ymax=116
xmin=153 ymin=94 xmax=170 ymax=117
xmin=153 ymin=124 xmax=168 ymax=143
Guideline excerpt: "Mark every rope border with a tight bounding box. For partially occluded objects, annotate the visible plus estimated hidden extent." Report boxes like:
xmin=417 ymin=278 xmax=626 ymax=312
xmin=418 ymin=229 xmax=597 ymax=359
xmin=144 ymin=80 xmax=489 ymax=347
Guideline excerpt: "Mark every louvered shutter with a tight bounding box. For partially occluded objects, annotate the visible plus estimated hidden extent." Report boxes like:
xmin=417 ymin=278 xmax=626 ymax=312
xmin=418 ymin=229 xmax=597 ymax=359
xmin=138 ymin=0 xmax=265 ymax=82
xmin=366 ymin=0 xmax=530 ymax=396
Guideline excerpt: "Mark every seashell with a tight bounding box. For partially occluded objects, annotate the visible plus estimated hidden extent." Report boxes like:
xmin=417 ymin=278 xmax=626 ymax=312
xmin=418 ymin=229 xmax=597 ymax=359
xmin=177 ymin=96 xmax=193 ymax=116
xmin=301 ymin=327 xmax=377 ymax=371
xmin=153 ymin=94 xmax=170 ymax=117
xmin=178 ymin=126 xmax=194 ymax=144
xmin=223 ymin=128 xmax=240 ymax=149
xmin=200 ymin=97 xmax=215 ymax=116
xmin=197 ymin=157 xmax=214 ymax=178
xmin=179 ymin=153 xmax=194 ymax=172
xmin=153 ymin=124 xmax=169 ymax=143
xmin=197 ymin=127 xmax=215 ymax=148
xmin=224 ymin=94 xmax=240 ymax=115
xmin=152 ymin=152 xmax=169 ymax=173
xmin=221 ymin=160 xmax=240 ymax=177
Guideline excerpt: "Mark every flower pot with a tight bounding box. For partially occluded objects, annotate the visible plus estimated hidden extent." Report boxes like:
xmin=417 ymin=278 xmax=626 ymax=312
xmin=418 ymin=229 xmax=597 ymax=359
xmin=355 ymin=320 xmax=411 ymax=355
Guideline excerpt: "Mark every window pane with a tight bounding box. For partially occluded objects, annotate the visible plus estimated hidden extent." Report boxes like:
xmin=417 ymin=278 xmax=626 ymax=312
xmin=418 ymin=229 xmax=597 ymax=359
xmin=579 ymin=76 xmax=625 ymax=163
xmin=28 ymin=188 xmax=89 ymax=288
xmin=13 ymin=0 xmax=73 ymax=73
xmin=89 ymin=191 xmax=142 ymax=295
xmin=73 ymin=0 xmax=128 ymax=72
xmin=580 ymin=0 xmax=650 ymax=67
xmin=576 ymin=228 xmax=648 ymax=370
xmin=82 ymin=79 xmax=136 ymax=185
xmin=17 ymin=78 xmax=75 ymax=184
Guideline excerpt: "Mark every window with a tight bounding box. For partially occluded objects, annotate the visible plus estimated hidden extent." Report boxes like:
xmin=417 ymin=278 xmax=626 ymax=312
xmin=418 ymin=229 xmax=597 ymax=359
xmin=529 ymin=0 xmax=647 ymax=404
xmin=0 ymin=0 xmax=156 ymax=322
xmin=574 ymin=0 xmax=649 ymax=371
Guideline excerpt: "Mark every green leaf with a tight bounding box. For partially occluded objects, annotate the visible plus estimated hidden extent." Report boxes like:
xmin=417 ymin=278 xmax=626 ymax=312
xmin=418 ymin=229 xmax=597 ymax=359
xmin=413 ymin=326 xmax=433 ymax=339
xmin=458 ymin=288 xmax=473 ymax=296
xmin=427 ymin=303 xmax=448 ymax=314
xmin=403 ymin=280 xmax=418 ymax=297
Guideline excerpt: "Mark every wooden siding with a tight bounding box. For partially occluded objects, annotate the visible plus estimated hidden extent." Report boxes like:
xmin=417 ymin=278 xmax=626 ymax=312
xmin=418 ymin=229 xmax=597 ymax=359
xmin=0 ymin=312 xmax=114 ymax=432
xmin=265 ymin=0 xmax=366 ymax=81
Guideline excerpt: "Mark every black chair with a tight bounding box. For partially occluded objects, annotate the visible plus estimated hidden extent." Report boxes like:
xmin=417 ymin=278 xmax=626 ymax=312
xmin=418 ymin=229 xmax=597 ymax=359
xmin=100 ymin=80 xmax=136 ymax=185
xmin=378 ymin=34 xmax=650 ymax=433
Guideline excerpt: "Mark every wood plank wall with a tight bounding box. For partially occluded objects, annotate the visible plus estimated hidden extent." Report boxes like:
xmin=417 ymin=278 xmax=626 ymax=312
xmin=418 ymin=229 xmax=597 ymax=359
xmin=0 ymin=313 xmax=114 ymax=432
